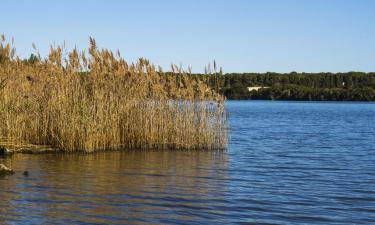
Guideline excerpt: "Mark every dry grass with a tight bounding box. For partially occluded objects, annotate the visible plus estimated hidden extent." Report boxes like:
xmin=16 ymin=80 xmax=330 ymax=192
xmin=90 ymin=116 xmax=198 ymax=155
xmin=0 ymin=36 xmax=228 ymax=152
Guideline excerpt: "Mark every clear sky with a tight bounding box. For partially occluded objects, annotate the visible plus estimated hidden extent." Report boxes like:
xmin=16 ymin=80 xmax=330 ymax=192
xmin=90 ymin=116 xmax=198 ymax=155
xmin=2 ymin=0 xmax=375 ymax=73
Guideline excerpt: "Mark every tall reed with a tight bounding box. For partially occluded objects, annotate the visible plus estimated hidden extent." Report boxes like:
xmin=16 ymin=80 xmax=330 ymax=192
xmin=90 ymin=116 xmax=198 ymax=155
xmin=0 ymin=36 xmax=228 ymax=152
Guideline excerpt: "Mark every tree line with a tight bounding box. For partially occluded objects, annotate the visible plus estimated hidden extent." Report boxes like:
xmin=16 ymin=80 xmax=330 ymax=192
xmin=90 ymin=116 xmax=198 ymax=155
xmin=215 ymin=72 xmax=375 ymax=101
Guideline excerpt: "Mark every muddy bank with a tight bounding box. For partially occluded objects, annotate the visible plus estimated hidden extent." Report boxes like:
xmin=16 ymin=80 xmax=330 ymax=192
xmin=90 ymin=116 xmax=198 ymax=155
xmin=0 ymin=139 xmax=59 ymax=155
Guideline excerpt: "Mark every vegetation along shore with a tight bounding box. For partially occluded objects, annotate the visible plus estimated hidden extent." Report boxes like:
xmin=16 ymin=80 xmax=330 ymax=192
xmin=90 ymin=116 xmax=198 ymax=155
xmin=213 ymin=72 xmax=375 ymax=101
xmin=0 ymin=35 xmax=228 ymax=153
xmin=1 ymin=35 xmax=373 ymax=154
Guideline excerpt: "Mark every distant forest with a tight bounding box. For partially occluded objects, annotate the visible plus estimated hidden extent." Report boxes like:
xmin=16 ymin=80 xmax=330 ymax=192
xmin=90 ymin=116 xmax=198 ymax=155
xmin=206 ymin=72 xmax=375 ymax=101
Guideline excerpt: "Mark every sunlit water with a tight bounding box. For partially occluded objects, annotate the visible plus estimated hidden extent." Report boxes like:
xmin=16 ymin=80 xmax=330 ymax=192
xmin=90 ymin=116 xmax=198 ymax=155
xmin=1 ymin=101 xmax=374 ymax=224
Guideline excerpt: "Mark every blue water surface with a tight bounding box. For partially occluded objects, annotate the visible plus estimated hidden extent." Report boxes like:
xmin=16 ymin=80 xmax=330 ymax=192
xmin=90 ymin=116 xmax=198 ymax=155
xmin=226 ymin=101 xmax=375 ymax=224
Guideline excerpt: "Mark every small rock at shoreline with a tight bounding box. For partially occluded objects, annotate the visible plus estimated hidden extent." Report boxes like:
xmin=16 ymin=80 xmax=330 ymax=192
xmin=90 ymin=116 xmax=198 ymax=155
xmin=0 ymin=146 xmax=12 ymax=155
xmin=0 ymin=164 xmax=15 ymax=176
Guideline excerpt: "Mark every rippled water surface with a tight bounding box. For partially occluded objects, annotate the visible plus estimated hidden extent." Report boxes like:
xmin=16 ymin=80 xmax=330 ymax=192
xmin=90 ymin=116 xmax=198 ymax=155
xmin=1 ymin=101 xmax=374 ymax=224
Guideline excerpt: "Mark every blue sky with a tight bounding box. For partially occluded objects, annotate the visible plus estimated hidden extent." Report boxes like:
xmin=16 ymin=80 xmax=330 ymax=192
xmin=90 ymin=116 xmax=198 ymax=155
xmin=2 ymin=0 xmax=375 ymax=73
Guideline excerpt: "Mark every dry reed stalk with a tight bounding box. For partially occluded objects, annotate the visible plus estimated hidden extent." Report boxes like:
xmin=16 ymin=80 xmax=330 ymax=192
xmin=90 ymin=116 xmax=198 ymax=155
xmin=0 ymin=36 xmax=228 ymax=152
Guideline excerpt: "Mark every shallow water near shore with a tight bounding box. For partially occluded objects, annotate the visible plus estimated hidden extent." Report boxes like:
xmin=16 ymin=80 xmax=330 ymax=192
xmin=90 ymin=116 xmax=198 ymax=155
xmin=1 ymin=101 xmax=375 ymax=224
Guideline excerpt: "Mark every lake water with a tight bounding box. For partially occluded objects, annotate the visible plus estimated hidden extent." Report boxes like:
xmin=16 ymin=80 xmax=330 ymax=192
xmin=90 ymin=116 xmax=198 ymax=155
xmin=1 ymin=101 xmax=374 ymax=224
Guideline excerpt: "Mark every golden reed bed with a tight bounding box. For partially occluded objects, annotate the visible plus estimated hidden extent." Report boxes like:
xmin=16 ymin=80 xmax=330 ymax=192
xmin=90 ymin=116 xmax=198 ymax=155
xmin=0 ymin=35 xmax=228 ymax=152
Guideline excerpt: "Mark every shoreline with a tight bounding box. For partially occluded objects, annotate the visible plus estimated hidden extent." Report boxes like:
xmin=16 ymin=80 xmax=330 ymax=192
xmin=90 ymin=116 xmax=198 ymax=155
xmin=0 ymin=138 xmax=60 ymax=155
xmin=0 ymin=141 xmax=227 ymax=156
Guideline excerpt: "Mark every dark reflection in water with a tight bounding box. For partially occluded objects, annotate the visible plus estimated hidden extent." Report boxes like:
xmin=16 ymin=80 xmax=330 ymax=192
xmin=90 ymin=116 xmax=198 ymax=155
xmin=1 ymin=151 xmax=229 ymax=224
xmin=1 ymin=101 xmax=375 ymax=224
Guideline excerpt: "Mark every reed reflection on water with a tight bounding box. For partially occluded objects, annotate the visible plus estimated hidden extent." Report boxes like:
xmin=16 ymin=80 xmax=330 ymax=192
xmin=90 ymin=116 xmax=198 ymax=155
xmin=0 ymin=151 xmax=229 ymax=224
